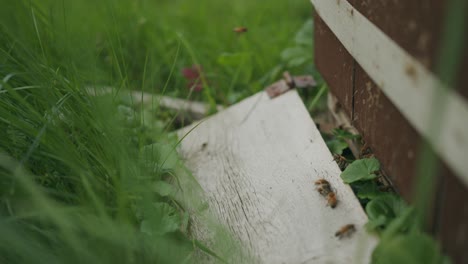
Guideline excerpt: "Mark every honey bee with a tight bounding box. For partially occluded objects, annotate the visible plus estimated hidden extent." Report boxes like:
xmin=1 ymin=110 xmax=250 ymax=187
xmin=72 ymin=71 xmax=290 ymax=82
xmin=314 ymin=179 xmax=332 ymax=196
xmin=315 ymin=178 xmax=338 ymax=208
xmin=233 ymin=26 xmax=248 ymax=34
xmin=314 ymin=179 xmax=330 ymax=186
xmin=359 ymin=143 xmax=373 ymax=158
xmin=326 ymin=192 xmax=337 ymax=208
xmin=335 ymin=224 xmax=356 ymax=239
xmin=333 ymin=154 xmax=349 ymax=171
xmin=316 ymin=186 xmax=325 ymax=196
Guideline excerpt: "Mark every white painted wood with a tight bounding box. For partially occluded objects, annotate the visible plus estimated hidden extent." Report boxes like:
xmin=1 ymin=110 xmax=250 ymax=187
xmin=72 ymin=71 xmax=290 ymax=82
xmin=177 ymin=90 xmax=377 ymax=263
xmin=311 ymin=0 xmax=468 ymax=186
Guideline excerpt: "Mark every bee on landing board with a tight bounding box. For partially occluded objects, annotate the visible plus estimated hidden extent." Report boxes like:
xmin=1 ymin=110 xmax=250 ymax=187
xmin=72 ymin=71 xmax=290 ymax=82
xmin=314 ymin=179 xmax=329 ymax=186
xmin=314 ymin=179 xmax=332 ymax=196
xmin=335 ymin=224 xmax=356 ymax=239
xmin=314 ymin=178 xmax=338 ymax=208
xmin=327 ymin=192 xmax=337 ymax=208
xmin=316 ymin=186 xmax=328 ymax=196
xmin=233 ymin=26 xmax=248 ymax=34
xmin=333 ymin=154 xmax=349 ymax=171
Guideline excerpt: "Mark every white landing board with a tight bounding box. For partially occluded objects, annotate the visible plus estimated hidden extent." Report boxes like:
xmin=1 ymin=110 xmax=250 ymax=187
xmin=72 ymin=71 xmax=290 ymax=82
xmin=177 ymin=90 xmax=377 ymax=263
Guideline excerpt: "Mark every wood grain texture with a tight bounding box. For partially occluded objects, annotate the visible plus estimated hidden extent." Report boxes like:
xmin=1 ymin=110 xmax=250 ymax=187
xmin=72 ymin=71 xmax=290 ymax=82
xmin=338 ymin=3 xmax=468 ymax=261
xmin=177 ymin=90 xmax=377 ymax=263
xmin=314 ymin=13 xmax=354 ymax=117
xmin=311 ymin=0 xmax=468 ymax=186
xmin=313 ymin=0 xmax=468 ymax=261
xmin=352 ymin=65 xmax=422 ymax=201
xmin=352 ymin=0 xmax=445 ymax=70
xmin=348 ymin=0 xmax=443 ymax=201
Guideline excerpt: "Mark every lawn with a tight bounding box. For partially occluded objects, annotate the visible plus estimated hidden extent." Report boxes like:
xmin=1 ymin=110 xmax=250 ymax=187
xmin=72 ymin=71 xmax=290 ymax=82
xmin=0 ymin=0 xmax=315 ymax=263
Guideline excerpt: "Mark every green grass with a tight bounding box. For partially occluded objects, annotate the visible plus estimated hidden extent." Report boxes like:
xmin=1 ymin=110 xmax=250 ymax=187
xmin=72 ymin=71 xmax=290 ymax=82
xmin=0 ymin=0 xmax=313 ymax=263
xmin=1 ymin=0 xmax=314 ymax=101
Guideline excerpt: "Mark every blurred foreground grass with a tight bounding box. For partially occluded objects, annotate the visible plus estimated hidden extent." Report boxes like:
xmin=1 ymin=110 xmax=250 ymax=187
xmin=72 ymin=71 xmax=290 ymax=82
xmin=0 ymin=0 xmax=313 ymax=263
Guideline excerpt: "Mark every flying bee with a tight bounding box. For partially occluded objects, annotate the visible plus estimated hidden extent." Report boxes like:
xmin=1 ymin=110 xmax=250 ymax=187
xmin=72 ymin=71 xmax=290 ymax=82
xmin=326 ymin=192 xmax=337 ymax=208
xmin=233 ymin=26 xmax=248 ymax=34
xmin=335 ymin=224 xmax=356 ymax=239
xmin=333 ymin=154 xmax=349 ymax=171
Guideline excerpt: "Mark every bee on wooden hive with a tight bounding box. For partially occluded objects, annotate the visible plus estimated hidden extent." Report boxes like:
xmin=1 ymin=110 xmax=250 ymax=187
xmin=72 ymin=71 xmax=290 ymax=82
xmin=315 ymin=178 xmax=338 ymax=208
xmin=326 ymin=192 xmax=337 ymax=208
xmin=315 ymin=179 xmax=332 ymax=196
xmin=333 ymin=154 xmax=349 ymax=171
xmin=314 ymin=178 xmax=330 ymax=186
xmin=335 ymin=224 xmax=356 ymax=239
xmin=359 ymin=143 xmax=374 ymax=158
xmin=233 ymin=26 xmax=248 ymax=34
xmin=316 ymin=186 xmax=328 ymax=197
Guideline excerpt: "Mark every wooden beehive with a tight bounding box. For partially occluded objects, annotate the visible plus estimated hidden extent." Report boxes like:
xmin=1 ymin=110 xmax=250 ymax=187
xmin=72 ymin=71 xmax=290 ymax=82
xmin=312 ymin=0 xmax=468 ymax=262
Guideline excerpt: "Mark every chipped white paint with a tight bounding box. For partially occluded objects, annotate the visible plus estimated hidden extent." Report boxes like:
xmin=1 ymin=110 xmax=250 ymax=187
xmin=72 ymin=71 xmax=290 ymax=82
xmin=178 ymin=91 xmax=377 ymax=263
xmin=311 ymin=0 xmax=468 ymax=186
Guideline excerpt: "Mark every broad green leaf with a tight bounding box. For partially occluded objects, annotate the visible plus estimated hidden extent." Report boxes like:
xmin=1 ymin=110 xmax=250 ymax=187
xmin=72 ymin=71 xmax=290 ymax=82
xmin=382 ymin=207 xmax=419 ymax=240
xmin=372 ymin=232 xmax=451 ymax=264
xmin=366 ymin=215 xmax=388 ymax=231
xmin=353 ymin=180 xmax=382 ymax=200
xmin=341 ymin=157 xmax=380 ymax=183
xmin=365 ymin=194 xmax=407 ymax=233
xmin=326 ymin=139 xmax=348 ymax=155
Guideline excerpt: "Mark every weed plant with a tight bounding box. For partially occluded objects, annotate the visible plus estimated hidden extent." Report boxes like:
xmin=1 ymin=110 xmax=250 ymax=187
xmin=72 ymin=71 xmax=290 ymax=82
xmin=0 ymin=0 xmax=313 ymax=262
